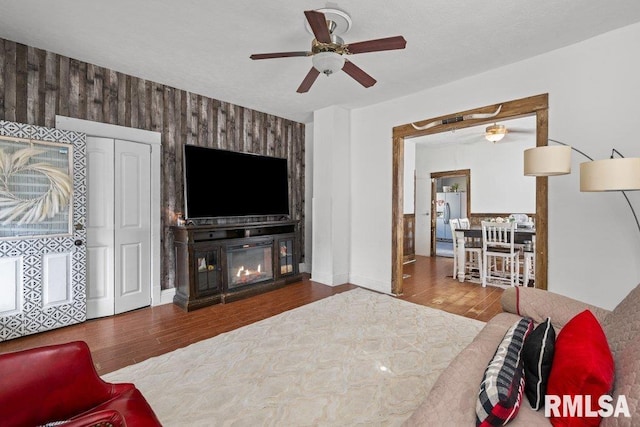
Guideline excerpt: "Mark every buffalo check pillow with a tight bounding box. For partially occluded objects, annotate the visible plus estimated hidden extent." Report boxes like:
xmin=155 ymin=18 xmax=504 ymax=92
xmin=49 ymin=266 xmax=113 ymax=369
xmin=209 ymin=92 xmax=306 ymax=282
xmin=476 ymin=317 xmax=534 ymax=427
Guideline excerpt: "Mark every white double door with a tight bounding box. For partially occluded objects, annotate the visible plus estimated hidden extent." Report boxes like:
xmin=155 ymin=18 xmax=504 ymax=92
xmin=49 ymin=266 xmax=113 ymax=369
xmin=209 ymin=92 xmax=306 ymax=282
xmin=86 ymin=137 xmax=151 ymax=318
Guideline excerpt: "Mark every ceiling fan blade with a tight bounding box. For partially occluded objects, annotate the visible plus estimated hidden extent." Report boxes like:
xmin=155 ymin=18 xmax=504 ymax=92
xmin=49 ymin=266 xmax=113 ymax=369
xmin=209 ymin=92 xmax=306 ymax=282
xmin=297 ymin=67 xmax=321 ymax=93
xmin=250 ymin=51 xmax=310 ymax=60
xmin=342 ymin=60 xmax=376 ymax=88
xmin=346 ymin=36 xmax=407 ymax=54
xmin=508 ymin=127 xmax=536 ymax=134
xmin=304 ymin=10 xmax=332 ymax=44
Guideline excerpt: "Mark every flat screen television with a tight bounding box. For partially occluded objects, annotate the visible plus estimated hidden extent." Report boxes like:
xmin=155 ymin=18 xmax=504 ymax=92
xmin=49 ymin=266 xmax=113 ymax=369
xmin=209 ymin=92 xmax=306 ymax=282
xmin=183 ymin=145 xmax=289 ymax=219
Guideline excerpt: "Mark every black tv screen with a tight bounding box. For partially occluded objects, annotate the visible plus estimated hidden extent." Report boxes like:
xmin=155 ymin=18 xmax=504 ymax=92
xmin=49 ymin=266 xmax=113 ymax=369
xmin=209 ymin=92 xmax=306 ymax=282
xmin=183 ymin=145 xmax=290 ymax=219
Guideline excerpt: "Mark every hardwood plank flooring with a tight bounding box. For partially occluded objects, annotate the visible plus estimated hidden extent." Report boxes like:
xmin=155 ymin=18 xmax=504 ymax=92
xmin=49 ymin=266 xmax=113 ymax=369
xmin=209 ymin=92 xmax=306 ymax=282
xmin=399 ymin=255 xmax=504 ymax=322
xmin=0 ymin=255 xmax=502 ymax=375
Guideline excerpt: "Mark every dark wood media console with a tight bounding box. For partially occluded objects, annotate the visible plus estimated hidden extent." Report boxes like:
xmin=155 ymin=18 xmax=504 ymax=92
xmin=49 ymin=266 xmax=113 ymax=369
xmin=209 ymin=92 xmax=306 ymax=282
xmin=171 ymin=220 xmax=302 ymax=311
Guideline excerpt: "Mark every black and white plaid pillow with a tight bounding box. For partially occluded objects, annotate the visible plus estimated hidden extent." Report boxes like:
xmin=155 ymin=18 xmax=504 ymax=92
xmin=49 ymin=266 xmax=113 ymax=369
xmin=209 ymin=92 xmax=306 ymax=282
xmin=476 ymin=317 xmax=533 ymax=426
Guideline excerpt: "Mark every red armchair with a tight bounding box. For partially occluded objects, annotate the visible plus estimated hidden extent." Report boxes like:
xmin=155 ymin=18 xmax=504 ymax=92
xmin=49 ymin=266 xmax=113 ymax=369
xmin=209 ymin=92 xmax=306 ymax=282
xmin=0 ymin=341 xmax=161 ymax=426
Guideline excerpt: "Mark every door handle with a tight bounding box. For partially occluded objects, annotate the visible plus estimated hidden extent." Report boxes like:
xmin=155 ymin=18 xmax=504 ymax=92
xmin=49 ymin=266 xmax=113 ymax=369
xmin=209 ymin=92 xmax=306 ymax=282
xmin=74 ymin=239 xmax=84 ymax=246
xmin=444 ymin=203 xmax=450 ymax=224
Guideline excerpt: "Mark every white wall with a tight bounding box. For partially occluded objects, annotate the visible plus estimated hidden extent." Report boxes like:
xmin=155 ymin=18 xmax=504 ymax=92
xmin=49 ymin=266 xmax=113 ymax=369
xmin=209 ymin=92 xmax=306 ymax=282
xmin=311 ymin=106 xmax=351 ymax=286
xmin=414 ymin=136 xmax=536 ymax=256
xmin=303 ymin=122 xmax=314 ymax=274
xmin=341 ymin=22 xmax=640 ymax=309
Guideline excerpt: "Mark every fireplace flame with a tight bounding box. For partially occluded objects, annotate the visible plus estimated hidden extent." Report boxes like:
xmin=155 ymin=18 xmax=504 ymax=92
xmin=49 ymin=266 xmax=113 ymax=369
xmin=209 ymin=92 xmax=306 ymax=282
xmin=236 ymin=264 xmax=263 ymax=277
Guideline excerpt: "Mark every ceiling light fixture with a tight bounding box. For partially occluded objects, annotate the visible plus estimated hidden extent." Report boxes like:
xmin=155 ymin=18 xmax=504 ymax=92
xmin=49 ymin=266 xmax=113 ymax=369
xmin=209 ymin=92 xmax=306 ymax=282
xmin=485 ymin=124 xmax=507 ymax=142
xmin=312 ymin=51 xmax=345 ymax=76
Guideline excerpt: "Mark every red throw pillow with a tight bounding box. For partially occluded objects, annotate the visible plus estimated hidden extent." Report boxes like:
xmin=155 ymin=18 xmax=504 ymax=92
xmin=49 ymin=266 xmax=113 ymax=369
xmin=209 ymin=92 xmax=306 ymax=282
xmin=546 ymin=310 xmax=614 ymax=426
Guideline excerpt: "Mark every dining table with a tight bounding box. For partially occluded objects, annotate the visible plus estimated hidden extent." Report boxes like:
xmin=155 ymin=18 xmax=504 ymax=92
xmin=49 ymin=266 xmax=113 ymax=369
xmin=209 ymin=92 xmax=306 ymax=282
xmin=454 ymin=226 xmax=536 ymax=283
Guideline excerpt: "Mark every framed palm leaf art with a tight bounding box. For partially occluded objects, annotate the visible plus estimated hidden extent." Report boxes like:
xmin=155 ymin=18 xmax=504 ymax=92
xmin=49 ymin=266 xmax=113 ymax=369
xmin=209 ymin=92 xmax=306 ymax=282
xmin=0 ymin=135 xmax=73 ymax=239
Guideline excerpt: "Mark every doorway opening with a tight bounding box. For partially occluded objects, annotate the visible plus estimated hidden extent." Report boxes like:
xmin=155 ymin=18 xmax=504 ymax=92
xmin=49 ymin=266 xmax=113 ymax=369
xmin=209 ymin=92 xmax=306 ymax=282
xmin=391 ymin=94 xmax=549 ymax=296
xmin=431 ymin=170 xmax=471 ymax=257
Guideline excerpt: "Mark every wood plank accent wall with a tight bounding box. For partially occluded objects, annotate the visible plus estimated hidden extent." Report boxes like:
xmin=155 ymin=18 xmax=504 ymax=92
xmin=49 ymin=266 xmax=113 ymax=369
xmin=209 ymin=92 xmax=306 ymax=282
xmin=0 ymin=38 xmax=306 ymax=291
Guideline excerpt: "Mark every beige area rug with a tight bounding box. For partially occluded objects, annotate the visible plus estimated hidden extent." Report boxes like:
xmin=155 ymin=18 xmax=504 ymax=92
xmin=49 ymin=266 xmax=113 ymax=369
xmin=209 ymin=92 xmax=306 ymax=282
xmin=103 ymin=288 xmax=485 ymax=426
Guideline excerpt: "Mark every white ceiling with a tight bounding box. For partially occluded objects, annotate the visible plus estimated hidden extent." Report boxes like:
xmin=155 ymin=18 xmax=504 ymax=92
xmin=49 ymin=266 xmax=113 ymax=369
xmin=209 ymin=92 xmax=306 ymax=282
xmin=1 ymin=1 xmax=640 ymax=123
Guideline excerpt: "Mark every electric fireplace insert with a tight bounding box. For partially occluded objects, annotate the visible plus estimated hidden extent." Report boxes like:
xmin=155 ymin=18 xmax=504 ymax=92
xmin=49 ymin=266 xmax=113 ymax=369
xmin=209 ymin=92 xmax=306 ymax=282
xmin=226 ymin=240 xmax=274 ymax=289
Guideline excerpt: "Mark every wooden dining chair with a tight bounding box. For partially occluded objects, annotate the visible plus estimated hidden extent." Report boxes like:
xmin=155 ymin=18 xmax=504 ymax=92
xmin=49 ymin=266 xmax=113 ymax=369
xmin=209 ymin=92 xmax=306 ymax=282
xmin=451 ymin=218 xmax=482 ymax=282
xmin=459 ymin=217 xmax=471 ymax=228
xmin=481 ymin=221 xmax=518 ymax=287
xmin=449 ymin=218 xmax=461 ymax=279
xmin=522 ymin=236 xmax=535 ymax=286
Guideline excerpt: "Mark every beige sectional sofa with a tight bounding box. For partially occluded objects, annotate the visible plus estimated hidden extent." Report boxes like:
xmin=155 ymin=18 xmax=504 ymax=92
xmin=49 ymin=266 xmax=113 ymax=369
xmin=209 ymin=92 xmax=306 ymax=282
xmin=405 ymin=284 xmax=640 ymax=426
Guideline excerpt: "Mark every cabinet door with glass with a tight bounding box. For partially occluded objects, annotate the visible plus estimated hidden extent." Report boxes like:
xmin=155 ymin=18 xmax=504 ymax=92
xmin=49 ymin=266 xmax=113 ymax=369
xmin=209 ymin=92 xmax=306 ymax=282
xmin=193 ymin=244 xmax=222 ymax=297
xmin=276 ymin=234 xmax=297 ymax=278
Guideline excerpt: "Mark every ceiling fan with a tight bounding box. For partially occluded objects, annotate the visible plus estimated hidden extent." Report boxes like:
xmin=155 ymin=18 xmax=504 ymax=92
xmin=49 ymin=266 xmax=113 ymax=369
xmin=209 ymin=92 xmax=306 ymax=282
xmin=424 ymin=122 xmax=536 ymax=147
xmin=484 ymin=123 xmax=535 ymax=143
xmin=249 ymin=8 xmax=407 ymax=93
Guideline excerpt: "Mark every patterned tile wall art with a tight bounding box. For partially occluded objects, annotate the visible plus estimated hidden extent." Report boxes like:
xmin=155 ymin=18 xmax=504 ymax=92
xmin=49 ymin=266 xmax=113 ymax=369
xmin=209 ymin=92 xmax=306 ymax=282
xmin=0 ymin=120 xmax=86 ymax=341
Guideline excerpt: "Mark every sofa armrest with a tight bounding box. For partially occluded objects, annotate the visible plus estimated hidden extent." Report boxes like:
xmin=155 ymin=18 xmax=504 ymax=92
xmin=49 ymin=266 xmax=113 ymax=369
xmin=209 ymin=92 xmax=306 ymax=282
xmin=65 ymin=410 xmax=125 ymax=427
xmin=501 ymin=287 xmax=610 ymax=329
xmin=0 ymin=341 xmax=130 ymax=426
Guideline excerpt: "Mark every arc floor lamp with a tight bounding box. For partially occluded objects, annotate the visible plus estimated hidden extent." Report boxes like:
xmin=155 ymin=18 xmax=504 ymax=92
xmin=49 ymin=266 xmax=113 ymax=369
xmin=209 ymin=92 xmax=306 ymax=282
xmin=523 ymin=140 xmax=640 ymax=235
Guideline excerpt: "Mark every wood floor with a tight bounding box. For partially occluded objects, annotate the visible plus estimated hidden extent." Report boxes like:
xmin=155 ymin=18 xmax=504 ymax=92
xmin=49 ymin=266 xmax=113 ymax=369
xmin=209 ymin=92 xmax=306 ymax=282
xmin=399 ymin=255 xmax=504 ymax=322
xmin=0 ymin=255 xmax=502 ymax=375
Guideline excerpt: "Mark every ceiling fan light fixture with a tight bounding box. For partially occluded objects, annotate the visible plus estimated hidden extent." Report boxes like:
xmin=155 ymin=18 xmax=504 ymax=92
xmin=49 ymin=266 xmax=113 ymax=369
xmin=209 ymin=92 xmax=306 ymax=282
xmin=251 ymin=10 xmax=406 ymax=91
xmin=485 ymin=124 xmax=507 ymax=142
xmin=312 ymin=52 xmax=345 ymax=76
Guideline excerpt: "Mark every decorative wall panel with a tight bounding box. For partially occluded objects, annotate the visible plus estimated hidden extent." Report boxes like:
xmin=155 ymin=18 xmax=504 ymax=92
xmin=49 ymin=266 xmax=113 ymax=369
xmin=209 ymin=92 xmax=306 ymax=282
xmin=0 ymin=120 xmax=86 ymax=341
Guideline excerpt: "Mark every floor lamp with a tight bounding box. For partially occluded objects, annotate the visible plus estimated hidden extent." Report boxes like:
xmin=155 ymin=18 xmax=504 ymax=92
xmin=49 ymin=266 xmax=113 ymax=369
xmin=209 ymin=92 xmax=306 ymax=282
xmin=523 ymin=139 xmax=640 ymax=235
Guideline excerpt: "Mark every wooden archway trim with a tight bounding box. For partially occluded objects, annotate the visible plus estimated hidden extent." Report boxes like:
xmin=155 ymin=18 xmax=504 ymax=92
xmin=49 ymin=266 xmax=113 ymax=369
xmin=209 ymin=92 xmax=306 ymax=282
xmin=391 ymin=94 xmax=549 ymax=295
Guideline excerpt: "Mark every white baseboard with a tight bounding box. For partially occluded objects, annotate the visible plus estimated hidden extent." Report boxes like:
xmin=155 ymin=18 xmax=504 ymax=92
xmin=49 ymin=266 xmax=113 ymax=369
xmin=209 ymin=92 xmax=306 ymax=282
xmin=299 ymin=262 xmax=311 ymax=274
xmin=310 ymin=271 xmax=350 ymax=286
xmin=348 ymin=274 xmax=392 ymax=295
xmin=157 ymin=288 xmax=176 ymax=306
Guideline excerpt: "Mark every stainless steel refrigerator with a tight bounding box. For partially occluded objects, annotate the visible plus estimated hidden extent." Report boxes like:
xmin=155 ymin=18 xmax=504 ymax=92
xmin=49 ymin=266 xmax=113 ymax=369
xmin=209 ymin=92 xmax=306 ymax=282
xmin=435 ymin=191 xmax=467 ymax=241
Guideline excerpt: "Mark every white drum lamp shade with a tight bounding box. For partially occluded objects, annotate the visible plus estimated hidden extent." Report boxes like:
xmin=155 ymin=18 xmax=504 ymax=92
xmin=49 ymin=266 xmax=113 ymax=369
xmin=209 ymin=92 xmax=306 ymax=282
xmin=524 ymin=145 xmax=572 ymax=176
xmin=580 ymin=157 xmax=640 ymax=192
xmin=524 ymin=140 xmax=640 ymax=235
